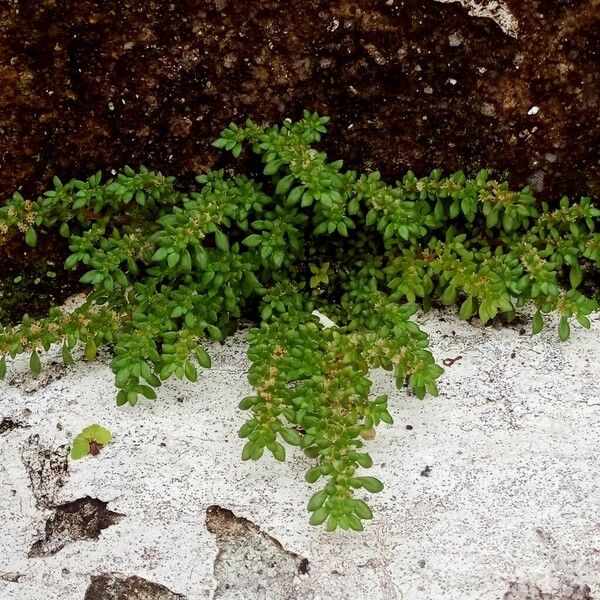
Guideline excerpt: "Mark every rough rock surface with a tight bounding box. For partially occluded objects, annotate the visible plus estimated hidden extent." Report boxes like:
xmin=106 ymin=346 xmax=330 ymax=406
xmin=0 ymin=0 xmax=598 ymax=201
xmin=1 ymin=308 xmax=599 ymax=599
xmin=206 ymin=505 xmax=310 ymax=599
xmin=84 ymin=573 xmax=186 ymax=600
xmin=28 ymin=497 xmax=124 ymax=557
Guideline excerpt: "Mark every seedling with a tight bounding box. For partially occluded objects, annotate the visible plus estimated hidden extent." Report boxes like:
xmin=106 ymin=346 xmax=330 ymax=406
xmin=70 ymin=424 xmax=112 ymax=459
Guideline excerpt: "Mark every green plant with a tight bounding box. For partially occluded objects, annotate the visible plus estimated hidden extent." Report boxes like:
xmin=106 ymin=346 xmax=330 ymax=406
xmin=1 ymin=111 xmax=599 ymax=530
xmin=70 ymin=424 xmax=112 ymax=459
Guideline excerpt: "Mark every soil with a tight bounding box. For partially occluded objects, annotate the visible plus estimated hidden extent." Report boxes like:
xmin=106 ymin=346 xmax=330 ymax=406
xmin=0 ymin=232 xmax=83 ymax=324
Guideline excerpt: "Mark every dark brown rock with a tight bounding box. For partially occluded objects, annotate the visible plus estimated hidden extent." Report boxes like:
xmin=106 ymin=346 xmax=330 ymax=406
xmin=0 ymin=417 xmax=23 ymax=434
xmin=0 ymin=0 xmax=598 ymax=201
xmin=84 ymin=573 xmax=185 ymax=600
xmin=28 ymin=497 xmax=123 ymax=556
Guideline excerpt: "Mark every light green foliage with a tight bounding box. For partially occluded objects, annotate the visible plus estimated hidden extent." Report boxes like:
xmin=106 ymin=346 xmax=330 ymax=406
xmin=0 ymin=111 xmax=599 ymax=529
xmin=70 ymin=424 xmax=112 ymax=459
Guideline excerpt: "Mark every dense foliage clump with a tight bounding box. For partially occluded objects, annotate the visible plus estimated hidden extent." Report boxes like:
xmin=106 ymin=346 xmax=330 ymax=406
xmin=1 ymin=112 xmax=598 ymax=530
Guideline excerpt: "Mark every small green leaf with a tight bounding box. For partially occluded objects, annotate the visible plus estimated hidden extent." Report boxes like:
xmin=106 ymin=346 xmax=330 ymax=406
xmin=305 ymin=467 xmax=321 ymax=483
xmin=532 ymin=310 xmax=544 ymax=335
xmin=309 ymin=506 xmax=329 ymax=526
xmin=275 ymin=174 xmax=294 ymax=195
xmin=558 ymin=317 xmax=570 ymax=341
xmin=272 ymin=248 xmax=284 ymax=268
xmin=138 ymin=385 xmax=158 ymax=399
xmin=347 ymin=515 xmax=364 ymax=531
xmin=59 ymin=222 xmax=70 ymax=238
xmin=264 ymin=160 xmax=281 ymax=176
xmin=29 ymin=351 xmax=41 ymax=376
xmin=152 ymin=247 xmax=169 ymax=262
xmin=25 ymin=227 xmax=37 ymax=247
xmin=270 ymin=441 xmax=286 ymax=461
xmin=84 ymin=338 xmax=97 ymax=361
xmin=80 ymin=424 xmax=112 ymax=445
xmin=307 ymin=490 xmax=328 ymax=512
xmin=458 ymin=296 xmax=474 ymax=320
xmin=251 ymin=444 xmax=264 ymax=460
xmin=353 ymin=499 xmax=373 ymax=520
xmin=357 ymin=476 xmax=384 ymax=493
xmin=502 ymin=213 xmax=514 ymax=232
xmin=184 ymin=361 xmax=198 ymax=382
xmin=70 ymin=436 xmax=90 ymax=460
xmin=0 ymin=356 xmax=6 ymax=379
xmin=62 ymin=343 xmax=75 ymax=366
xmin=287 ymin=186 xmax=304 ymax=205
xmin=212 ymin=137 xmax=229 ymax=149
xmin=64 ymin=254 xmax=79 ymax=270
xmin=337 ymin=222 xmax=348 ymax=237
xmin=238 ymin=396 xmax=258 ymax=410
xmin=241 ymin=441 xmax=255 ymax=461
xmin=576 ymin=314 xmax=591 ymax=329
xmin=365 ymin=209 xmax=378 ymax=226
xmin=116 ymin=390 xmax=128 ymax=406
xmin=215 ymin=230 xmax=229 ymax=252
xmin=195 ymin=347 xmax=212 ymax=369
xmin=242 ymin=234 xmax=262 ymax=248
xmin=355 ymin=453 xmax=373 ymax=468
xmin=569 ymin=264 xmax=582 ymax=289
xmin=279 ymin=428 xmax=302 ymax=446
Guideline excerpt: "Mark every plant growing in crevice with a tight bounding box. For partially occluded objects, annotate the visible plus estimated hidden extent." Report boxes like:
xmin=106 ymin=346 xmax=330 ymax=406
xmin=0 ymin=112 xmax=599 ymax=530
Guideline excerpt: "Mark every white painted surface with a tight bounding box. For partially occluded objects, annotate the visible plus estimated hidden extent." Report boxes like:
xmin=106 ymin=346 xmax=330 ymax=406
xmin=1 ymin=308 xmax=599 ymax=599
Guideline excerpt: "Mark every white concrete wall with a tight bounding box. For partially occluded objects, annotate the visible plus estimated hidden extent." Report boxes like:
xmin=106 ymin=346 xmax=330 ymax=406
xmin=1 ymin=308 xmax=598 ymax=599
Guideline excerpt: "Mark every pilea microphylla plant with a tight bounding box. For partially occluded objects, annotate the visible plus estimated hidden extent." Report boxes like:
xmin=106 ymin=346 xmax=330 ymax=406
xmin=1 ymin=112 xmax=599 ymax=531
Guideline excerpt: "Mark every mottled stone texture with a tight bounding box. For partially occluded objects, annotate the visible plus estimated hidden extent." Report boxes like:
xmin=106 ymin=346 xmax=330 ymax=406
xmin=84 ymin=574 xmax=185 ymax=600
xmin=0 ymin=0 xmax=598 ymax=201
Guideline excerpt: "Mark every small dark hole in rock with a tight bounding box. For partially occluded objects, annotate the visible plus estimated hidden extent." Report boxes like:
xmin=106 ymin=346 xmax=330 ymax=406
xmin=28 ymin=497 xmax=123 ymax=557
xmin=0 ymin=418 xmax=23 ymax=434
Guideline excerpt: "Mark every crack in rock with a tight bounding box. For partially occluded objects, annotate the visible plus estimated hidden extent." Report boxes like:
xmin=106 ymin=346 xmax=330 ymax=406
xmin=84 ymin=573 xmax=185 ymax=600
xmin=0 ymin=572 xmax=26 ymax=582
xmin=0 ymin=417 xmax=26 ymax=435
xmin=28 ymin=497 xmax=123 ymax=557
xmin=433 ymin=0 xmax=518 ymax=37
xmin=504 ymin=582 xmax=593 ymax=600
xmin=21 ymin=434 xmax=69 ymax=509
xmin=206 ymin=505 xmax=311 ymax=600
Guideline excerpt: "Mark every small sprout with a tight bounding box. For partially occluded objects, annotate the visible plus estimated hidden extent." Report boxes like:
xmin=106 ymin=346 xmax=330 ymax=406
xmin=70 ymin=424 xmax=112 ymax=460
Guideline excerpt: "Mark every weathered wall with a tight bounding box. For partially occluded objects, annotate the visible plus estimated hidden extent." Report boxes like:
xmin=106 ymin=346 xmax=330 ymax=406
xmin=1 ymin=307 xmax=599 ymax=599
xmin=0 ymin=0 xmax=598 ymax=200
